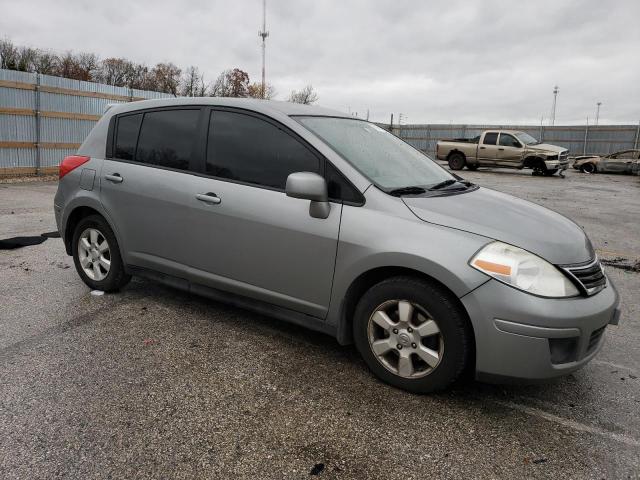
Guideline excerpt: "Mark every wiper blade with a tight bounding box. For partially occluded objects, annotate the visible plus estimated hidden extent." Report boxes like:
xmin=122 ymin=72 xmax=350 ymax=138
xmin=429 ymin=179 xmax=457 ymax=190
xmin=387 ymin=186 xmax=427 ymax=196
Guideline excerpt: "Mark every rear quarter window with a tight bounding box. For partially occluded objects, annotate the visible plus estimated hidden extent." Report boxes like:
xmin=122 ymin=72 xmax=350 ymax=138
xmin=114 ymin=114 xmax=143 ymax=160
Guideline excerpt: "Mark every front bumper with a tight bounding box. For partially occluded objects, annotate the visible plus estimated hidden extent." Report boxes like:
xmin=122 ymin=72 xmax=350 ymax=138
xmin=544 ymin=159 xmax=570 ymax=171
xmin=461 ymin=277 xmax=620 ymax=381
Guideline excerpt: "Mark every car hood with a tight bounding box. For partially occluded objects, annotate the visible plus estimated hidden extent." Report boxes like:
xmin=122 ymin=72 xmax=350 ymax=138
xmin=403 ymin=187 xmax=594 ymax=265
xmin=527 ymin=143 xmax=568 ymax=154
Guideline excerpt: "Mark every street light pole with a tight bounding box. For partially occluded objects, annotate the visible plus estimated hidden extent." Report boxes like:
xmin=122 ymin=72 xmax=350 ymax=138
xmin=595 ymin=102 xmax=602 ymax=126
xmin=258 ymin=0 xmax=269 ymax=99
xmin=550 ymin=85 xmax=559 ymax=126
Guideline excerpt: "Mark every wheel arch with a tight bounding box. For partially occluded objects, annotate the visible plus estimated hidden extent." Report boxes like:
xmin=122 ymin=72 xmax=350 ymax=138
xmin=523 ymin=156 xmax=544 ymax=169
xmin=335 ymin=265 xmax=477 ymax=356
xmin=62 ymin=200 xmax=122 ymax=257
xmin=447 ymin=149 xmax=466 ymax=161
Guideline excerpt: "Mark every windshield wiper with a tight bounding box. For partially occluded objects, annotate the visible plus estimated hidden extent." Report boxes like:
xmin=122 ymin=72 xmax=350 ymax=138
xmin=429 ymin=179 xmax=458 ymax=190
xmin=387 ymin=186 xmax=427 ymax=196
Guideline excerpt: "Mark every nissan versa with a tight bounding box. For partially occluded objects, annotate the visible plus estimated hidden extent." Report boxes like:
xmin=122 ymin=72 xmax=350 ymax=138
xmin=54 ymin=98 xmax=621 ymax=393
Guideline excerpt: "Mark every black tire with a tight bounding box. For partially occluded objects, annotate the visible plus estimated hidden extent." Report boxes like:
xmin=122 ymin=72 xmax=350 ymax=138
xmin=353 ymin=276 xmax=472 ymax=394
xmin=447 ymin=153 xmax=466 ymax=171
xmin=531 ymin=159 xmax=547 ymax=176
xmin=72 ymin=214 xmax=131 ymax=292
xmin=466 ymin=164 xmax=478 ymax=171
xmin=544 ymin=168 xmax=558 ymax=176
xmin=581 ymin=163 xmax=596 ymax=174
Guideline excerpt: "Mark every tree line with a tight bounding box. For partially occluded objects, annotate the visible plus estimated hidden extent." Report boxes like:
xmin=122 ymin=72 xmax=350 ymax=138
xmin=0 ymin=37 xmax=318 ymax=104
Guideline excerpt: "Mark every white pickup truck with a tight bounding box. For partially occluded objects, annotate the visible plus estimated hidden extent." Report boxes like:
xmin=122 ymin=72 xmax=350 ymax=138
xmin=436 ymin=130 xmax=569 ymax=176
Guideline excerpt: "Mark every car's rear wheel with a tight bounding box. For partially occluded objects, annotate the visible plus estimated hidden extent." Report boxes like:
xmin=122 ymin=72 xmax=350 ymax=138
xmin=353 ymin=276 xmax=472 ymax=393
xmin=581 ymin=163 xmax=596 ymax=174
xmin=448 ymin=153 xmax=466 ymax=170
xmin=72 ymin=214 xmax=131 ymax=292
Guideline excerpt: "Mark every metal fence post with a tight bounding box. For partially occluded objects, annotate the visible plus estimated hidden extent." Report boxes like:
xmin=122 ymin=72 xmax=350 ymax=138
xmin=583 ymin=118 xmax=589 ymax=155
xmin=634 ymin=120 xmax=640 ymax=149
xmin=35 ymin=73 xmax=41 ymax=175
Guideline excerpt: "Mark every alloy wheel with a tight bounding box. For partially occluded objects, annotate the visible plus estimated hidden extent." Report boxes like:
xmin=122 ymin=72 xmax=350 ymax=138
xmin=78 ymin=228 xmax=111 ymax=281
xmin=367 ymin=299 xmax=444 ymax=378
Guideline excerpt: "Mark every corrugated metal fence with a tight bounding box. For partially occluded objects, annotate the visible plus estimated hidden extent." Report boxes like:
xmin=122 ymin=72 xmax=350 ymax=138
xmin=392 ymin=123 xmax=640 ymax=158
xmin=0 ymin=68 xmax=172 ymax=176
xmin=1 ymin=67 xmax=639 ymax=176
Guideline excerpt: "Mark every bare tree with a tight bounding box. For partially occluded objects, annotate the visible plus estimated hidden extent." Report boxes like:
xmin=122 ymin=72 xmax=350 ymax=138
xmin=288 ymin=85 xmax=318 ymax=105
xmin=211 ymin=68 xmax=250 ymax=97
xmin=126 ymin=63 xmax=154 ymax=90
xmin=75 ymin=52 xmax=99 ymax=81
xmin=0 ymin=38 xmax=19 ymax=70
xmin=247 ymin=81 xmax=276 ymax=99
xmin=152 ymin=62 xmax=181 ymax=96
xmin=14 ymin=47 xmax=39 ymax=72
xmin=32 ymin=51 xmax=59 ymax=75
xmin=56 ymin=51 xmax=99 ymax=81
xmin=98 ymin=58 xmax=132 ymax=86
xmin=180 ymin=66 xmax=209 ymax=97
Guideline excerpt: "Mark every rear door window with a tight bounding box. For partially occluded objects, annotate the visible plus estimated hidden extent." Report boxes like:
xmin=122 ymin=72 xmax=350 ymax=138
xmin=135 ymin=109 xmax=200 ymax=170
xmin=114 ymin=114 xmax=143 ymax=160
xmin=206 ymin=110 xmax=321 ymax=190
xmin=483 ymin=132 xmax=498 ymax=145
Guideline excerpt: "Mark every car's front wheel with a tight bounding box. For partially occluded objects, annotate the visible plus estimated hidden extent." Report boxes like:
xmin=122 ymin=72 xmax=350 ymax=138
xmin=72 ymin=214 xmax=131 ymax=292
xmin=353 ymin=276 xmax=472 ymax=393
xmin=581 ymin=163 xmax=596 ymax=174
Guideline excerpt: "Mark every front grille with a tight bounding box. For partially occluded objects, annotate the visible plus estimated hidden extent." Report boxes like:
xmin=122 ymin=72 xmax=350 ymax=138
xmin=587 ymin=326 xmax=606 ymax=353
xmin=562 ymin=258 xmax=606 ymax=295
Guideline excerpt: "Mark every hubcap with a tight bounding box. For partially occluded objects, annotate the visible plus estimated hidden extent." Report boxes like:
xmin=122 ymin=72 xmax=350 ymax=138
xmin=78 ymin=228 xmax=111 ymax=281
xmin=367 ymin=299 xmax=444 ymax=379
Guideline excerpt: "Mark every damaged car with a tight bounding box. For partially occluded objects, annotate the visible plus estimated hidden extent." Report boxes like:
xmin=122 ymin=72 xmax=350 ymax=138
xmin=573 ymin=149 xmax=640 ymax=174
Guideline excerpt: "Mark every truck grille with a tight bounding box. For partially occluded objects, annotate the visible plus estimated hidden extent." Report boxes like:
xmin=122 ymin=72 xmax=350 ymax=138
xmin=562 ymin=258 xmax=606 ymax=296
xmin=559 ymin=151 xmax=569 ymax=164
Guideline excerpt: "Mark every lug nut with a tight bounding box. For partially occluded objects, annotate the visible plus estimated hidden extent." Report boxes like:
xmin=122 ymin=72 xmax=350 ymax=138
xmin=411 ymin=343 xmax=417 ymax=348
xmin=407 ymin=327 xmax=413 ymax=333
xmin=397 ymin=344 xmax=402 ymax=350
xmin=392 ymin=328 xmax=398 ymax=334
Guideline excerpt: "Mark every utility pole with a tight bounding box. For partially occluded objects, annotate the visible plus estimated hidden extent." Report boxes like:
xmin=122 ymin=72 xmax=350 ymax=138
xmin=258 ymin=0 xmax=269 ymax=99
xmin=595 ymin=102 xmax=602 ymax=126
xmin=550 ymin=85 xmax=559 ymax=126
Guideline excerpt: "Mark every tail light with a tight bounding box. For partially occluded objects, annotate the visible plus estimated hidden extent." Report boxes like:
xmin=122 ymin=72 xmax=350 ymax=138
xmin=59 ymin=155 xmax=89 ymax=179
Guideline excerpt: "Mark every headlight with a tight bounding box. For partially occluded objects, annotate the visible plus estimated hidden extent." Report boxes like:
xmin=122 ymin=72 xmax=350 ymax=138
xmin=470 ymin=241 xmax=579 ymax=298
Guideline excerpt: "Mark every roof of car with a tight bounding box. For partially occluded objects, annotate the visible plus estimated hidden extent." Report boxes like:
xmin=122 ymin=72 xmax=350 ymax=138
xmin=106 ymin=97 xmax=348 ymax=118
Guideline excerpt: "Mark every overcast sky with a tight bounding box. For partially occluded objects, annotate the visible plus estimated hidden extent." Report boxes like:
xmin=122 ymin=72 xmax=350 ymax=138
xmin=2 ymin=0 xmax=639 ymax=124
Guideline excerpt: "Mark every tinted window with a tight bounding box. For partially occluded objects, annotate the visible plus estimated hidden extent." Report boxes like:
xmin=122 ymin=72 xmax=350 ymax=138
xmin=207 ymin=111 xmax=320 ymax=189
xmin=483 ymin=132 xmax=498 ymax=145
xmin=325 ymin=161 xmax=363 ymax=204
xmin=115 ymin=114 xmax=142 ymax=160
xmin=136 ymin=109 xmax=199 ymax=170
xmin=499 ymin=134 xmax=519 ymax=147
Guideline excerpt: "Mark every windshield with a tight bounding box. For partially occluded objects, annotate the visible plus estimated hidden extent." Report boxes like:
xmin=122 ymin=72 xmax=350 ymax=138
xmin=514 ymin=132 xmax=539 ymax=145
xmin=297 ymin=117 xmax=454 ymax=190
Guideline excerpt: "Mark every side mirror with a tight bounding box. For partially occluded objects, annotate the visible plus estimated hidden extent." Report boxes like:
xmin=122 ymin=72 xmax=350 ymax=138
xmin=285 ymin=172 xmax=330 ymax=219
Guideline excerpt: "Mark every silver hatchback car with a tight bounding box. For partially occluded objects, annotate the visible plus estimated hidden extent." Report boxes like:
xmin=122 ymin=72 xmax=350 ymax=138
xmin=54 ymin=98 xmax=620 ymax=393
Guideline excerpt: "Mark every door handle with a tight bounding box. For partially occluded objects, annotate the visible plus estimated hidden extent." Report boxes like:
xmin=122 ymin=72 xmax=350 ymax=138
xmin=195 ymin=192 xmax=221 ymax=205
xmin=498 ymin=148 xmax=505 ymax=151
xmin=479 ymin=146 xmax=486 ymax=149
xmin=105 ymin=173 xmax=123 ymax=183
